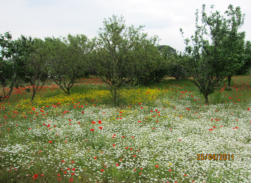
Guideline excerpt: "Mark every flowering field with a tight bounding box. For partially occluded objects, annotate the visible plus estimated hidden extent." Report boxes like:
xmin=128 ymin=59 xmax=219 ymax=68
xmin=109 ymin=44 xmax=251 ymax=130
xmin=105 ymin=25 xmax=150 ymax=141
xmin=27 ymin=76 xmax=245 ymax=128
xmin=0 ymin=76 xmax=251 ymax=183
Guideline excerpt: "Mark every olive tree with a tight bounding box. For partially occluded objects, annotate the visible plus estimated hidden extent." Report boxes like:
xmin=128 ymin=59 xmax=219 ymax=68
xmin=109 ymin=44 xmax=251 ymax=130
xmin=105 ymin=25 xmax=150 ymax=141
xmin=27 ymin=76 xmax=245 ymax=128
xmin=24 ymin=38 xmax=49 ymax=101
xmin=46 ymin=35 xmax=93 ymax=95
xmin=0 ymin=33 xmax=34 ymax=100
xmin=94 ymin=15 xmax=161 ymax=106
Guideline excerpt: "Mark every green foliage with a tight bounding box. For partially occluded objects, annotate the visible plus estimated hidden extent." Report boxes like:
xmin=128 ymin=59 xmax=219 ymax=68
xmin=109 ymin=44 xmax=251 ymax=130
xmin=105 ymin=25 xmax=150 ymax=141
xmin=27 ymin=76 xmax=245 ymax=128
xmin=157 ymin=45 xmax=189 ymax=81
xmin=0 ymin=32 xmax=15 ymax=100
xmin=0 ymin=33 xmax=35 ymax=100
xmin=23 ymin=38 xmax=49 ymax=101
xmin=45 ymin=35 xmax=94 ymax=95
xmin=94 ymin=15 xmax=163 ymax=106
xmin=237 ymin=40 xmax=251 ymax=75
xmin=181 ymin=4 xmax=247 ymax=104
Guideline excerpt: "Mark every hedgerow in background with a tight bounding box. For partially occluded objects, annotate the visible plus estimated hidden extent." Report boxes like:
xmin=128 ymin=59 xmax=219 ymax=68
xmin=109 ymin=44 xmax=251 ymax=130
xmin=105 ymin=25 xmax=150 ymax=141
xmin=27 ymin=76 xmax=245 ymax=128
xmin=158 ymin=45 xmax=189 ymax=80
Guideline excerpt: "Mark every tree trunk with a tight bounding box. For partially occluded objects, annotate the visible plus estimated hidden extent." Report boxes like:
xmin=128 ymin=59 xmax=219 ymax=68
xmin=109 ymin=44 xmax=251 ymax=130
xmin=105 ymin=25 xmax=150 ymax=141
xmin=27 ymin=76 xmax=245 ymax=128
xmin=31 ymin=86 xmax=36 ymax=102
xmin=227 ymin=75 xmax=232 ymax=88
xmin=113 ymin=87 xmax=117 ymax=106
xmin=66 ymin=87 xmax=71 ymax=95
xmin=204 ymin=93 xmax=209 ymax=105
xmin=7 ymin=80 xmax=15 ymax=98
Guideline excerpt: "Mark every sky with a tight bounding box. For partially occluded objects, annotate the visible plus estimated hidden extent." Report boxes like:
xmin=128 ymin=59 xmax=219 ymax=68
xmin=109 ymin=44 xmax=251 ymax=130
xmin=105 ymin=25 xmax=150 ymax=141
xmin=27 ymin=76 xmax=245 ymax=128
xmin=0 ymin=0 xmax=251 ymax=51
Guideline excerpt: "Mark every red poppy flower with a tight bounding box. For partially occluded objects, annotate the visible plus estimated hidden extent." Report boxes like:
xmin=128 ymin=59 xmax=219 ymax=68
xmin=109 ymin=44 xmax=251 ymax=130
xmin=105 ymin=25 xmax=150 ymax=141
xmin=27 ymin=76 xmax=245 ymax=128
xmin=99 ymin=126 xmax=103 ymax=130
xmin=168 ymin=168 xmax=172 ymax=172
xmin=33 ymin=174 xmax=38 ymax=180
xmin=48 ymin=140 xmax=52 ymax=144
xmin=98 ymin=120 xmax=102 ymax=124
xmin=57 ymin=173 xmax=61 ymax=177
xmin=69 ymin=177 xmax=73 ymax=182
xmin=186 ymin=107 xmax=190 ymax=111
xmin=209 ymin=128 xmax=213 ymax=131
xmin=92 ymin=121 xmax=96 ymax=124
xmin=100 ymin=169 xmax=104 ymax=172
xmin=155 ymin=164 xmax=159 ymax=168
xmin=112 ymin=144 xmax=116 ymax=147
xmin=116 ymin=163 xmax=119 ymax=167
xmin=90 ymin=129 xmax=94 ymax=132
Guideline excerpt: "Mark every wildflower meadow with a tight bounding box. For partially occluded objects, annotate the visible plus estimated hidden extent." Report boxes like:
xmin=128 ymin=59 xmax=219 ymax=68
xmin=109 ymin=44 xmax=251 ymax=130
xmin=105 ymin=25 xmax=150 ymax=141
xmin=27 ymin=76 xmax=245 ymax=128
xmin=0 ymin=2 xmax=251 ymax=182
xmin=0 ymin=76 xmax=251 ymax=182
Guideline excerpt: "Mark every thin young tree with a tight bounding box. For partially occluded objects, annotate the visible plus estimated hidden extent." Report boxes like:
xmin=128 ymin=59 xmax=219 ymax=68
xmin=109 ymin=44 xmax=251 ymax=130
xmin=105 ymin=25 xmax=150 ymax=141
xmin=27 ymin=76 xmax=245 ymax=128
xmin=181 ymin=5 xmax=228 ymax=104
